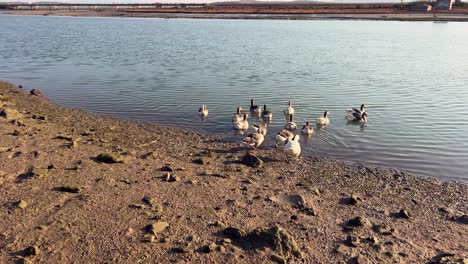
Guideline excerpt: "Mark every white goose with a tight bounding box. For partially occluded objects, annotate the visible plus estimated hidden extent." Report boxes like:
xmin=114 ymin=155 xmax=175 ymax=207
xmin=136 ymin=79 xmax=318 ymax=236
xmin=284 ymin=135 xmax=301 ymax=158
xmin=253 ymin=123 xmax=268 ymax=136
xmin=232 ymin=106 xmax=243 ymax=122
xmin=284 ymin=100 xmax=295 ymax=115
xmin=301 ymin=121 xmax=314 ymax=135
xmin=285 ymin=114 xmax=297 ymax=130
xmin=261 ymin=104 xmax=273 ymax=120
xmin=233 ymin=114 xmax=249 ymax=130
xmin=316 ymin=111 xmax=330 ymax=126
xmin=198 ymin=105 xmax=208 ymax=118
xmin=242 ymin=133 xmax=264 ymax=151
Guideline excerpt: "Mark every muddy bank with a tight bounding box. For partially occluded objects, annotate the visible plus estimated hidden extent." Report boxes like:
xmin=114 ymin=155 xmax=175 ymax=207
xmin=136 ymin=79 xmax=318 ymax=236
xmin=0 ymin=81 xmax=467 ymax=263
xmin=2 ymin=10 xmax=468 ymax=21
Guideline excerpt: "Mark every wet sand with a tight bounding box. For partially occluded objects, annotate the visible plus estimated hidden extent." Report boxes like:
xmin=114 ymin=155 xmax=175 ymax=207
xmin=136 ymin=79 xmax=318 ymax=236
xmin=2 ymin=9 xmax=468 ymax=21
xmin=0 ymin=81 xmax=467 ymax=263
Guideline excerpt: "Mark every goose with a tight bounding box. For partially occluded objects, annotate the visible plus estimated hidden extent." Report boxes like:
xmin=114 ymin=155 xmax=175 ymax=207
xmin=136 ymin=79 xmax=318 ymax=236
xmin=250 ymin=99 xmax=260 ymax=114
xmin=233 ymin=114 xmax=249 ymax=130
xmin=284 ymin=135 xmax=301 ymax=158
xmin=346 ymin=104 xmax=366 ymax=115
xmin=198 ymin=105 xmax=208 ymax=118
xmin=284 ymin=100 xmax=295 ymax=115
xmin=347 ymin=112 xmax=368 ymax=123
xmin=285 ymin=114 xmax=297 ymax=130
xmin=275 ymin=129 xmax=294 ymax=147
xmin=316 ymin=111 xmax=330 ymax=126
xmin=301 ymin=121 xmax=314 ymax=135
xmin=232 ymin=106 xmax=243 ymax=122
xmin=242 ymin=133 xmax=264 ymax=151
xmin=253 ymin=123 xmax=268 ymax=136
xmin=261 ymin=105 xmax=273 ymax=120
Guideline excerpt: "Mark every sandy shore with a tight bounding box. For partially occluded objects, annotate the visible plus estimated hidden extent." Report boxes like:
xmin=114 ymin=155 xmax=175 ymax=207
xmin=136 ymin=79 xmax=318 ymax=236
xmin=2 ymin=10 xmax=468 ymax=21
xmin=0 ymin=81 xmax=467 ymax=263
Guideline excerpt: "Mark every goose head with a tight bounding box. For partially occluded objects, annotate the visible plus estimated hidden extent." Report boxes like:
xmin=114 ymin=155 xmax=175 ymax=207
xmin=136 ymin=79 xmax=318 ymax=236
xmin=324 ymin=111 xmax=329 ymax=118
xmin=362 ymin=112 xmax=368 ymax=122
xmin=360 ymin=104 xmax=366 ymax=111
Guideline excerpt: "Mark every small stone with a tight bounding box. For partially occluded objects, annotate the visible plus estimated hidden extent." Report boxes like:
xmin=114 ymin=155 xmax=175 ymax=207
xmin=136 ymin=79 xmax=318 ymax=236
xmin=32 ymin=114 xmax=47 ymax=121
xmin=223 ymin=227 xmax=247 ymax=239
xmin=373 ymin=224 xmax=395 ymax=235
xmin=13 ymin=200 xmax=28 ymax=209
xmin=30 ymin=89 xmax=43 ymax=96
xmin=96 ymin=153 xmax=122 ymax=164
xmin=217 ymin=245 xmax=226 ymax=253
xmin=160 ymin=165 xmax=174 ymax=172
xmin=344 ymin=216 xmax=371 ymax=231
xmin=31 ymin=168 xmax=48 ymax=178
xmin=241 ymin=153 xmax=263 ymax=168
xmin=142 ymin=196 xmax=156 ymax=206
xmin=300 ymin=206 xmax=318 ymax=216
xmin=270 ymin=254 xmax=287 ymax=264
xmin=70 ymin=140 xmax=78 ymax=149
xmin=23 ymin=246 xmax=40 ymax=256
xmin=399 ymin=209 xmax=411 ymax=219
xmin=312 ymin=187 xmax=321 ymax=197
xmin=1 ymin=108 xmax=24 ymax=120
xmin=146 ymin=221 xmax=169 ymax=235
xmin=336 ymin=244 xmax=352 ymax=255
xmin=54 ymin=186 xmax=80 ymax=193
xmin=142 ymin=234 xmax=156 ymax=243
xmin=455 ymin=215 xmax=468 ymax=225
xmin=268 ymin=194 xmax=306 ymax=207
xmin=129 ymin=203 xmax=145 ymax=209
xmin=193 ymin=157 xmax=209 ymax=165
xmin=15 ymin=258 xmax=32 ymax=264
xmin=162 ymin=173 xmax=180 ymax=182
xmin=12 ymin=130 xmax=22 ymax=136
xmin=141 ymin=151 xmax=157 ymax=159
xmin=348 ymin=193 xmax=361 ymax=205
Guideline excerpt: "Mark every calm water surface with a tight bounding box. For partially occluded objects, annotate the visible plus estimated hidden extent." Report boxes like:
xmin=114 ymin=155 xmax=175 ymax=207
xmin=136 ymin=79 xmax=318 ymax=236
xmin=1 ymin=15 xmax=468 ymax=181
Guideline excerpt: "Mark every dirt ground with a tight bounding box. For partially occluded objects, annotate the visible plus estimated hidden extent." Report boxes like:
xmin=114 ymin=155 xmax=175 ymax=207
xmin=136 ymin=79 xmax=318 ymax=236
xmin=0 ymin=81 xmax=467 ymax=263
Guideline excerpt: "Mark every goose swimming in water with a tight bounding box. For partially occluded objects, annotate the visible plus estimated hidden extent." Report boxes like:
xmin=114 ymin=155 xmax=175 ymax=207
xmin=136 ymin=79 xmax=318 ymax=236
xmin=301 ymin=121 xmax=314 ymax=135
xmin=242 ymin=132 xmax=264 ymax=151
xmin=284 ymin=135 xmax=301 ymax=158
xmin=253 ymin=123 xmax=268 ymax=136
xmin=316 ymin=111 xmax=330 ymax=126
xmin=346 ymin=104 xmax=366 ymax=115
xmin=261 ymin=105 xmax=273 ymax=120
xmin=250 ymin=99 xmax=260 ymax=114
xmin=198 ymin=105 xmax=208 ymax=118
xmin=285 ymin=114 xmax=297 ymax=130
xmin=233 ymin=114 xmax=249 ymax=130
xmin=284 ymin=100 xmax=295 ymax=115
xmin=347 ymin=112 xmax=368 ymax=123
xmin=232 ymin=106 xmax=243 ymax=122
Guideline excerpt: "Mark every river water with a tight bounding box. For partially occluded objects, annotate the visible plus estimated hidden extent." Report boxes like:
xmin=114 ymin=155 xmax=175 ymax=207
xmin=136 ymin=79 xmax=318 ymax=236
xmin=1 ymin=15 xmax=467 ymax=181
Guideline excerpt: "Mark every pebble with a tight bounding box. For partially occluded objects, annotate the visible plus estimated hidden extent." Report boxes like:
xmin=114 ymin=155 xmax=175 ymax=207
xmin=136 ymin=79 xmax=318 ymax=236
xmin=13 ymin=200 xmax=28 ymax=209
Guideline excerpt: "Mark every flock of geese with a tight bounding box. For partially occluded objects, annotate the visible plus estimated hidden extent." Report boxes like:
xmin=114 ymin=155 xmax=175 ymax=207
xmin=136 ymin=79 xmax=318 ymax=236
xmin=198 ymin=100 xmax=368 ymax=158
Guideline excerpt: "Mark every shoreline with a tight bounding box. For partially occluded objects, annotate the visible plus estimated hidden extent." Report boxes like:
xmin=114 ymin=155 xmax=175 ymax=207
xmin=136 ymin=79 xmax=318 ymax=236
xmin=1 ymin=80 xmax=467 ymax=263
xmin=2 ymin=10 xmax=468 ymax=22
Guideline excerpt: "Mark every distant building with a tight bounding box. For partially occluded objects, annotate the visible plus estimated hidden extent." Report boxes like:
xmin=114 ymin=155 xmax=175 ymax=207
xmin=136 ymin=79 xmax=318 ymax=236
xmin=434 ymin=0 xmax=455 ymax=10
